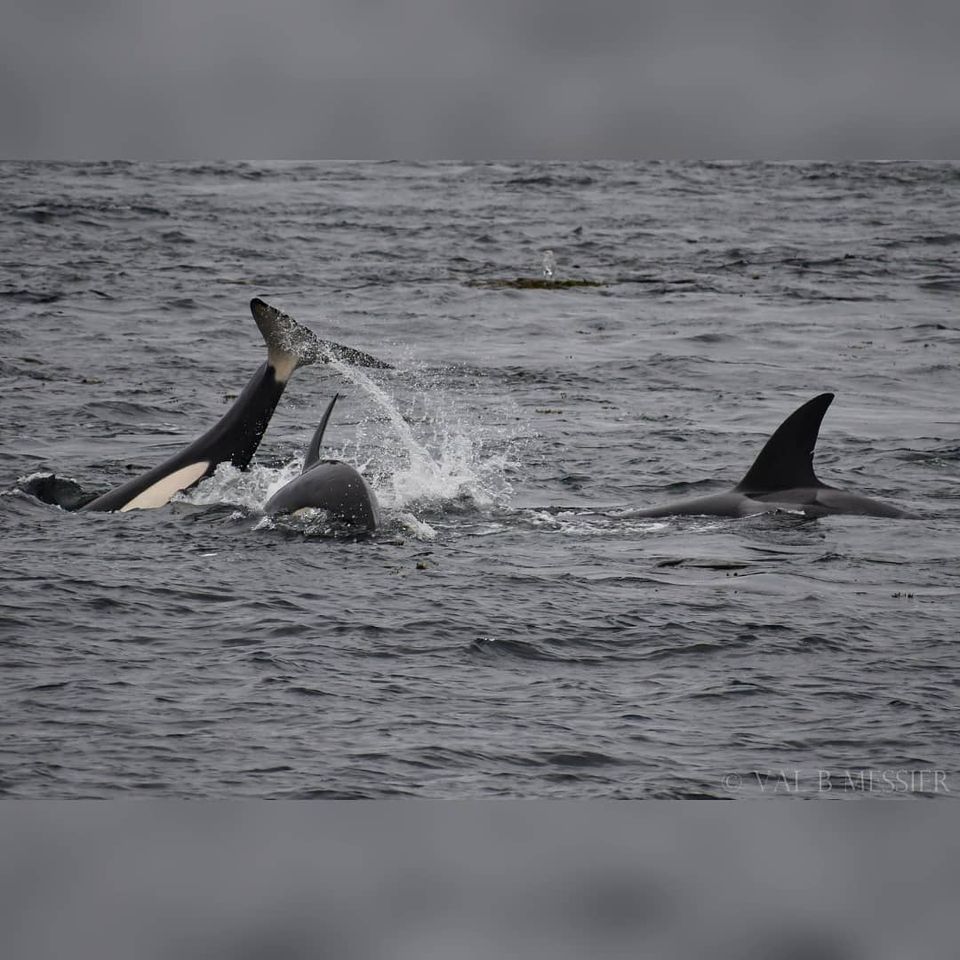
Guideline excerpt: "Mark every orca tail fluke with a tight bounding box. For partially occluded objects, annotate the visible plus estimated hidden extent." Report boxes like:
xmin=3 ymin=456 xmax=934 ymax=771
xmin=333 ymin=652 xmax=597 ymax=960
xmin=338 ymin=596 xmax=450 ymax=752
xmin=735 ymin=393 xmax=833 ymax=494
xmin=250 ymin=299 xmax=391 ymax=380
xmin=303 ymin=394 xmax=339 ymax=474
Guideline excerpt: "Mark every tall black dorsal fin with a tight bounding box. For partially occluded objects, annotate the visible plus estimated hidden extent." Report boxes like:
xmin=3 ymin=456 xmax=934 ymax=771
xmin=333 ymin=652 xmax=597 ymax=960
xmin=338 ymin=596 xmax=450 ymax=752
xmin=734 ymin=393 xmax=834 ymax=493
xmin=302 ymin=394 xmax=339 ymax=474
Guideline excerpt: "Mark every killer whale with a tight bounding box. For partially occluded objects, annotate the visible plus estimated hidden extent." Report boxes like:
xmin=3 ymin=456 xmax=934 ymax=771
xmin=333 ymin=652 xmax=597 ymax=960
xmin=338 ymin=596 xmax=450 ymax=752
xmin=263 ymin=394 xmax=380 ymax=532
xmin=81 ymin=299 xmax=389 ymax=513
xmin=626 ymin=393 xmax=913 ymax=519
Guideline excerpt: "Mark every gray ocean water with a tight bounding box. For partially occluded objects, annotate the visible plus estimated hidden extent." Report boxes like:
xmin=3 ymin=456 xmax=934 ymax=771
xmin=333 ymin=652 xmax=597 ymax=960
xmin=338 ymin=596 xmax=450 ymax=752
xmin=1 ymin=161 xmax=958 ymax=798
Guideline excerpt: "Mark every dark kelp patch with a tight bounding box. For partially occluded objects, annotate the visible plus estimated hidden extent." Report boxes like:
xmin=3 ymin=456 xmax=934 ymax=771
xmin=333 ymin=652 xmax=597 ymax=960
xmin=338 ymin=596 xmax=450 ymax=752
xmin=466 ymin=277 xmax=607 ymax=290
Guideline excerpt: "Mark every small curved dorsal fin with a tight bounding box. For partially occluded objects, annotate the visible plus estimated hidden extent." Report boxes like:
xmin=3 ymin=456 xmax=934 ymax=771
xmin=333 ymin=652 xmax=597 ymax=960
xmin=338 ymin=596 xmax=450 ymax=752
xmin=302 ymin=394 xmax=339 ymax=474
xmin=735 ymin=393 xmax=833 ymax=493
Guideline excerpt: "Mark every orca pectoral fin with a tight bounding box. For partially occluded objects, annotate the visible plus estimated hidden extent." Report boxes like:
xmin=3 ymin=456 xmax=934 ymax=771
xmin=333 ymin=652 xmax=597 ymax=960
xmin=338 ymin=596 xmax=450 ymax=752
xmin=83 ymin=299 xmax=388 ymax=515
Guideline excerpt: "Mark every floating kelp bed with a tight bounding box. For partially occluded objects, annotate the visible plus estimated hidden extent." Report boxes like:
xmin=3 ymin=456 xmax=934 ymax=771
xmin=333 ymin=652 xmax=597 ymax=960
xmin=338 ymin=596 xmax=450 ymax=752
xmin=466 ymin=277 xmax=607 ymax=290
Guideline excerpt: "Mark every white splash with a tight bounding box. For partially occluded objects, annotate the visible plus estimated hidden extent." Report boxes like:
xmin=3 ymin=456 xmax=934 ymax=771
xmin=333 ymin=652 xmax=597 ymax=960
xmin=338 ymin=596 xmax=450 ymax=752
xmin=522 ymin=509 xmax=670 ymax=536
xmin=541 ymin=249 xmax=556 ymax=280
xmin=176 ymin=358 xmax=517 ymax=542
xmin=326 ymin=358 xmax=515 ymax=513
xmin=177 ymin=460 xmax=300 ymax=511
xmin=19 ymin=471 xmax=61 ymax=484
xmin=397 ymin=512 xmax=437 ymax=540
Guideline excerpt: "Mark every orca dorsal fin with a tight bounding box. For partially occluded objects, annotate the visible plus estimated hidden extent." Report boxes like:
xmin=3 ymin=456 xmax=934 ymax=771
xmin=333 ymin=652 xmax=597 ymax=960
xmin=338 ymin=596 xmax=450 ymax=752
xmin=302 ymin=394 xmax=339 ymax=474
xmin=734 ymin=393 xmax=834 ymax=493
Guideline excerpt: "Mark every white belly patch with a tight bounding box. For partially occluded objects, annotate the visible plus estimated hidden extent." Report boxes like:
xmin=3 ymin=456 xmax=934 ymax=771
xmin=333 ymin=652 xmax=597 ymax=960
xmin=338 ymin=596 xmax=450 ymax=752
xmin=119 ymin=461 xmax=210 ymax=511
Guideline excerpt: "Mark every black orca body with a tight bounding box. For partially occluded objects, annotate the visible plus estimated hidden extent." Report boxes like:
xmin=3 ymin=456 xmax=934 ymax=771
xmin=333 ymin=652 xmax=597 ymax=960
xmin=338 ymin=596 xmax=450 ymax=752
xmin=263 ymin=394 xmax=380 ymax=532
xmin=628 ymin=394 xmax=913 ymax=519
xmin=81 ymin=299 xmax=389 ymax=513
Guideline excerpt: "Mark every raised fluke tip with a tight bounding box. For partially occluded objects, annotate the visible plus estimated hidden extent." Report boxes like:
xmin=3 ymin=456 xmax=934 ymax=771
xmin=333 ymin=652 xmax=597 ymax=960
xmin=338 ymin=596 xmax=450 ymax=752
xmin=322 ymin=342 xmax=393 ymax=370
xmin=249 ymin=297 xmax=392 ymax=372
xmin=249 ymin=297 xmax=283 ymax=326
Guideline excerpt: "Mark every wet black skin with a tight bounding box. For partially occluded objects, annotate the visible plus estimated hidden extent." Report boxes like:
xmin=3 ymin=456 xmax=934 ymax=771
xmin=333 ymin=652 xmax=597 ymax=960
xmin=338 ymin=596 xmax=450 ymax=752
xmin=262 ymin=394 xmax=380 ymax=532
xmin=626 ymin=393 xmax=914 ymax=520
xmin=79 ymin=298 xmax=389 ymax=513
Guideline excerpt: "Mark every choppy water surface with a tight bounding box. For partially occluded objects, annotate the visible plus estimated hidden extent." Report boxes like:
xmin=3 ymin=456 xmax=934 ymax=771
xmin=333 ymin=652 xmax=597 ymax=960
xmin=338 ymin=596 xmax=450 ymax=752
xmin=1 ymin=161 xmax=958 ymax=798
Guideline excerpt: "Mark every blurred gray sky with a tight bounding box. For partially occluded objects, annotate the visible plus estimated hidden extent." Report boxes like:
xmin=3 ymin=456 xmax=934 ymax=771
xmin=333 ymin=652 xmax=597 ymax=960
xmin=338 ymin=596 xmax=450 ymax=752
xmin=3 ymin=805 xmax=960 ymax=960
xmin=2 ymin=0 xmax=959 ymax=157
